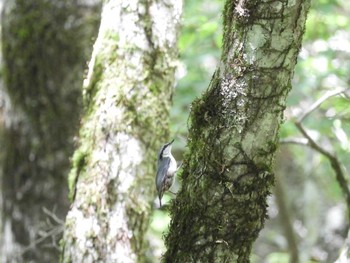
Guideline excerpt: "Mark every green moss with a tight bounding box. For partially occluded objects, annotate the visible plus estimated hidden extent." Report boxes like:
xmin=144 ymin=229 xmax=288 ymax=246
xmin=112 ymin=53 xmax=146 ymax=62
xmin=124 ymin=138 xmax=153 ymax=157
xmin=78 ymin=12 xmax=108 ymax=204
xmin=59 ymin=242 xmax=71 ymax=263
xmin=149 ymin=83 xmax=161 ymax=95
xmin=83 ymin=56 xmax=104 ymax=112
xmin=255 ymin=162 xmax=271 ymax=172
xmin=257 ymin=141 xmax=278 ymax=156
xmin=104 ymin=29 xmax=119 ymax=42
xmin=68 ymin=147 xmax=90 ymax=201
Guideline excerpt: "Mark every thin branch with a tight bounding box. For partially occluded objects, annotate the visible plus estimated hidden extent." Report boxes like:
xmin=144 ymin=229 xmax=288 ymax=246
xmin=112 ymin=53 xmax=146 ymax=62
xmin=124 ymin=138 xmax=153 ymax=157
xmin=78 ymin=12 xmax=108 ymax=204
xmin=297 ymin=88 xmax=350 ymax=123
xmin=294 ymin=122 xmax=332 ymax=158
xmin=293 ymin=122 xmax=350 ymax=220
xmin=281 ymin=87 xmax=350 ymax=260
xmin=21 ymin=224 xmax=64 ymax=255
xmin=282 ymin=87 xmax=350 ymax=220
xmin=20 ymin=208 xmax=65 ymax=255
xmin=280 ymin=137 xmax=308 ymax=146
xmin=42 ymin=207 xmax=65 ymax=225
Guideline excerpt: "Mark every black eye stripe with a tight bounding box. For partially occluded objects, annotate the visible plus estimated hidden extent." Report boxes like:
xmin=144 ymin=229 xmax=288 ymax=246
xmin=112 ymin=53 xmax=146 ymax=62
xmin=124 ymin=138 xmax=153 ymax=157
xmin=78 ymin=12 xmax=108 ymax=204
xmin=160 ymin=145 xmax=167 ymax=157
xmin=159 ymin=139 xmax=174 ymax=158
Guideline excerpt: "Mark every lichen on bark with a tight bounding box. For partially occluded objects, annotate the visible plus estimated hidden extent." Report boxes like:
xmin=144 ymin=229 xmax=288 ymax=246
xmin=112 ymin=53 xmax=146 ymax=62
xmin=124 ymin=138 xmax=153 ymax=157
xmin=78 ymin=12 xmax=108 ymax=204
xmin=61 ymin=0 xmax=182 ymax=262
xmin=164 ymin=0 xmax=311 ymax=262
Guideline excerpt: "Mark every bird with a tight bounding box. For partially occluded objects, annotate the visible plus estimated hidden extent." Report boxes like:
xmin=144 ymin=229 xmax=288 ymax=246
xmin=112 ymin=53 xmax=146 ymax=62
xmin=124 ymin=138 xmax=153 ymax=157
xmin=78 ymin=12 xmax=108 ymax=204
xmin=155 ymin=139 xmax=177 ymax=207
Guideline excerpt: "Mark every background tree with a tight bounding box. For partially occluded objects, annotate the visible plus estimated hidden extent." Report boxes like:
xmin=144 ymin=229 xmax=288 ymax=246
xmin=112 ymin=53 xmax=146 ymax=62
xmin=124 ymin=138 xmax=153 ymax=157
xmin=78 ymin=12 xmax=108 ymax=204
xmin=164 ymin=0 xmax=312 ymax=262
xmin=0 ymin=0 xmax=100 ymax=262
xmin=61 ymin=0 xmax=181 ymax=262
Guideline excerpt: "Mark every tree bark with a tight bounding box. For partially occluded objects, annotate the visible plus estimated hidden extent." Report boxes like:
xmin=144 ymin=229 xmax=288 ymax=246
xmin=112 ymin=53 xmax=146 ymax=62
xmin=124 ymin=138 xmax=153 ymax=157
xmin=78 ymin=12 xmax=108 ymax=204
xmin=61 ymin=0 xmax=181 ymax=262
xmin=164 ymin=0 xmax=311 ymax=262
xmin=0 ymin=1 xmax=100 ymax=262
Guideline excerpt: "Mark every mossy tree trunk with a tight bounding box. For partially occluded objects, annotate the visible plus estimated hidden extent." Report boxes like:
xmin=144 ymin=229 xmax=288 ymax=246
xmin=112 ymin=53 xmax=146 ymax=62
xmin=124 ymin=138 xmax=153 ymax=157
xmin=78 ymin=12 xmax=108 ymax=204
xmin=164 ymin=0 xmax=311 ymax=262
xmin=0 ymin=1 xmax=100 ymax=262
xmin=61 ymin=0 xmax=181 ymax=262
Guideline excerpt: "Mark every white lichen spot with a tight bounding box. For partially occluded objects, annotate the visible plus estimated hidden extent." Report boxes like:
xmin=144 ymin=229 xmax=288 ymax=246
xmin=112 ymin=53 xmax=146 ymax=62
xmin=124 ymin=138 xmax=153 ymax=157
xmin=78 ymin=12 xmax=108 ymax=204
xmin=220 ymin=77 xmax=238 ymax=103
xmin=237 ymin=98 xmax=245 ymax=107
xmin=107 ymin=204 xmax=124 ymax=239
xmin=105 ymin=203 xmax=135 ymax=263
xmin=233 ymin=113 xmax=247 ymax=134
xmin=69 ymin=208 xmax=101 ymax=253
xmin=150 ymin=1 xmax=182 ymax=48
xmin=90 ymin=131 xmax=142 ymax=195
xmin=220 ymin=74 xmax=248 ymax=133
xmin=112 ymin=133 xmax=143 ymax=192
xmin=119 ymin=10 xmax=148 ymax=51
xmin=235 ymin=78 xmax=248 ymax=96
xmin=235 ymin=0 xmax=248 ymax=17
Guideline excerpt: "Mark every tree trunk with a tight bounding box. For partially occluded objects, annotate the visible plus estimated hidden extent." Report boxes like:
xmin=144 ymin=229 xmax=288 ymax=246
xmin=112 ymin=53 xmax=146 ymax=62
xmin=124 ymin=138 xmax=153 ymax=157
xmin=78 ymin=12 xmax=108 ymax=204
xmin=164 ymin=1 xmax=311 ymax=262
xmin=61 ymin=0 xmax=181 ymax=262
xmin=0 ymin=1 xmax=100 ymax=262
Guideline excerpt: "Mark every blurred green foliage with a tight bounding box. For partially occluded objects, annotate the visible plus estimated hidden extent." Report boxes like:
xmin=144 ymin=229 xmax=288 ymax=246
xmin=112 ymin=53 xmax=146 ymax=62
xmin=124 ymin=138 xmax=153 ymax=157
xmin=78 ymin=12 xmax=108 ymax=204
xmin=150 ymin=0 xmax=350 ymax=262
xmin=170 ymin=0 xmax=222 ymax=136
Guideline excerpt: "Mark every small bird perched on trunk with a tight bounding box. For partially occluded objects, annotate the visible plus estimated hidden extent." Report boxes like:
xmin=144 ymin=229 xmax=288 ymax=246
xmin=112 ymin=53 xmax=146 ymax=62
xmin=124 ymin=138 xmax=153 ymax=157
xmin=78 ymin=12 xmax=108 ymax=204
xmin=156 ymin=139 xmax=177 ymax=207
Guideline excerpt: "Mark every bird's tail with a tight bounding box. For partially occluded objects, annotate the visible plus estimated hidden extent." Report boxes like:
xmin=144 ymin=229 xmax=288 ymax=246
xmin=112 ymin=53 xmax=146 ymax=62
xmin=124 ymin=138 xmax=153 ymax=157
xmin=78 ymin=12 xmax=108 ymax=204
xmin=158 ymin=193 xmax=162 ymax=207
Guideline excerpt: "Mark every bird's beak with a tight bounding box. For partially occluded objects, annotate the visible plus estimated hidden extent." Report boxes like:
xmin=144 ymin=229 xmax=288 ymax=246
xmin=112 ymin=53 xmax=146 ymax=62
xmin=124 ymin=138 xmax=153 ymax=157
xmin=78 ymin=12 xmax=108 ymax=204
xmin=169 ymin=139 xmax=175 ymax=144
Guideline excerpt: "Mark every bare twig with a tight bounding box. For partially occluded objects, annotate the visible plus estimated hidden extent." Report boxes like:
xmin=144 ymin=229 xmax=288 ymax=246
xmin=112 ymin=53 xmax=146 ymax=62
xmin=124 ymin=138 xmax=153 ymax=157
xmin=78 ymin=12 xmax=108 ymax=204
xmin=291 ymin=122 xmax=350 ymax=220
xmin=280 ymin=137 xmax=308 ymax=146
xmin=20 ymin=207 xmax=65 ymax=255
xmin=280 ymin=87 xmax=350 ymax=260
xmin=21 ymin=224 xmax=64 ymax=255
xmin=42 ymin=207 xmax=65 ymax=225
xmin=281 ymin=87 xmax=350 ymax=221
xmin=297 ymin=88 xmax=350 ymax=123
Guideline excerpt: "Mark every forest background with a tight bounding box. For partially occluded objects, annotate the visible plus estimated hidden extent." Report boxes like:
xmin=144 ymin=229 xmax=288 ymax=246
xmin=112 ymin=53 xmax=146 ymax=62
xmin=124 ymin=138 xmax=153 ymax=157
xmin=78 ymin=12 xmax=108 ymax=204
xmin=0 ymin=0 xmax=349 ymax=262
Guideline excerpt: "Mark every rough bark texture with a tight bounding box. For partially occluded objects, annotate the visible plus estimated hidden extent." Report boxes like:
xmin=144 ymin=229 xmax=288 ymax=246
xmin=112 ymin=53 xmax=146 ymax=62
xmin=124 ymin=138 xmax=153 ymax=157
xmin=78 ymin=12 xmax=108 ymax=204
xmin=61 ymin=0 xmax=181 ymax=262
xmin=0 ymin=0 xmax=100 ymax=262
xmin=164 ymin=0 xmax=311 ymax=262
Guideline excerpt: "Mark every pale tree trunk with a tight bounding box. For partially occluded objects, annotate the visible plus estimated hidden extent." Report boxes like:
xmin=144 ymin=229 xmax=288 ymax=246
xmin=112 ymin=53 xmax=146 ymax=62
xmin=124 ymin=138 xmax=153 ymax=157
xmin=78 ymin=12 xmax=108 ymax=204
xmin=61 ymin=0 xmax=181 ymax=262
xmin=164 ymin=0 xmax=311 ymax=262
xmin=0 ymin=0 xmax=100 ymax=262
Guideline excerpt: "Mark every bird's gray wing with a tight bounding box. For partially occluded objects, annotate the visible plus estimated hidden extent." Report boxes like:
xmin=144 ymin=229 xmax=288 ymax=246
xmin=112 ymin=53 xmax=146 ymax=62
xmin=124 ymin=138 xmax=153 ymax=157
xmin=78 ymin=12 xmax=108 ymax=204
xmin=156 ymin=157 xmax=170 ymax=192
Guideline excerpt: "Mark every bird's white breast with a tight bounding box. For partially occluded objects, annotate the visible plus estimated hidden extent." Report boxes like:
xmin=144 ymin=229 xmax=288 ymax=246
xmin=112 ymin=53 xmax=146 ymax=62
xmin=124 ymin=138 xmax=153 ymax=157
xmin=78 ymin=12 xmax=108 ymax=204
xmin=168 ymin=155 xmax=177 ymax=175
